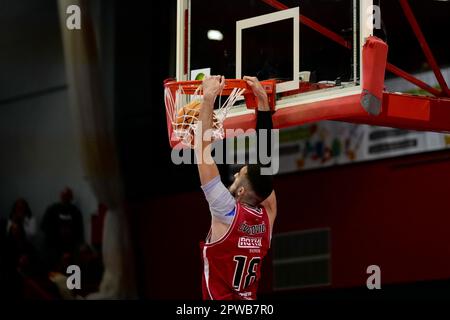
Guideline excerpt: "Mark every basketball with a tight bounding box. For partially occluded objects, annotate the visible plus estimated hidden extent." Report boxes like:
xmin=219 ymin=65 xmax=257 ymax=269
xmin=175 ymin=100 xmax=220 ymax=132
xmin=175 ymin=100 xmax=202 ymax=131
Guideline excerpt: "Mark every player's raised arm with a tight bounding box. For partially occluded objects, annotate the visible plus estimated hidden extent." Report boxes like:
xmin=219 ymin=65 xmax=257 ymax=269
xmin=195 ymin=75 xmax=226 ymax=186
xmin=195 ymin=76 xmax=236 ymax=226
xmin=245 ymin=75 xmax=273 ymax=167
xmin=244 ymin=76 xmax=277 ymax=222
xmin=243 ymin=76 xmax=271 ymax=112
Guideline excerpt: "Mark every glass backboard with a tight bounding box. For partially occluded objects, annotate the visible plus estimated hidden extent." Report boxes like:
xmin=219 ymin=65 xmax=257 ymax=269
xmin=176 ymin=0 xmax=374 ymax=115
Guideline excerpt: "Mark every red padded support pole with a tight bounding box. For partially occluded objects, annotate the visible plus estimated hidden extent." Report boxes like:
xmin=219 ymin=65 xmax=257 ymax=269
xmin=360 ymin=36 xmax=388 ymax=115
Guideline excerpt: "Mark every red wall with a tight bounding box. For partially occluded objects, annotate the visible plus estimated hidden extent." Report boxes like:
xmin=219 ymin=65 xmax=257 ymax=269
xmin=135 ymin=150 xmax=450 ymax=299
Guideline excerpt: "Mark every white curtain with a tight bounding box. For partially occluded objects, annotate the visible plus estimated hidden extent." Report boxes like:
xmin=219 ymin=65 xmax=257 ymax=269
xmin=57 ymin=0 xmax=136 ymax=299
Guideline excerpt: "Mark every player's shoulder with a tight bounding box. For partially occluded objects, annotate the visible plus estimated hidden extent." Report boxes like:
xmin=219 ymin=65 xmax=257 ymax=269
xmin=237 ymin=203 xmax=266 ymax=216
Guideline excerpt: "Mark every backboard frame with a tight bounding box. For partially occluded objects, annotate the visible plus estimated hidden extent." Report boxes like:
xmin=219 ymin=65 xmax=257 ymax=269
xmin=236 ymin=7 xmax=300 ymax=94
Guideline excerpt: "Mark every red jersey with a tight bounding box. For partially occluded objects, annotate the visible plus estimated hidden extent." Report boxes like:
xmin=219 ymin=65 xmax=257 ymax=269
xmin=200 ymin=202 xmax=271 ymax=300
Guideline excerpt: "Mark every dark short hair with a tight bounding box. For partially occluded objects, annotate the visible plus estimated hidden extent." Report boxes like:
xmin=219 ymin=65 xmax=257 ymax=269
xmin=245 ymin=164 xmax=273 ymax=201
xmin=10 ymin=198 xmax=32 ymax=219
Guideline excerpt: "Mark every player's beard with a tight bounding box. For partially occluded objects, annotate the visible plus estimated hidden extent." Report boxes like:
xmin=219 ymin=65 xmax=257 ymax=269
xmin=229 ymin=185 xmax=236 ymax=197
xmin=229 ymin=180 xmax=241 ymax=198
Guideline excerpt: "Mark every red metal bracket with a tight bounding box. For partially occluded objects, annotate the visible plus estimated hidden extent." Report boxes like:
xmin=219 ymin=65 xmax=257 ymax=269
xmin=399 ymin=0 xmax=449 ymax=97
xmin=260 ymin=0 xmax=448 ymax=97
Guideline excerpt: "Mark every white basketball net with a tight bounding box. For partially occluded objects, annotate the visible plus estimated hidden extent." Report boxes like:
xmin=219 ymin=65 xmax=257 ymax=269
xmin=164 ymin=84 xmax=246 ymax=147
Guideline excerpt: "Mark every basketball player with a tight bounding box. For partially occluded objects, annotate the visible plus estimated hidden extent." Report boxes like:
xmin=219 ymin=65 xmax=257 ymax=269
xmin=195 ymin=75 xmax=277 ymax=300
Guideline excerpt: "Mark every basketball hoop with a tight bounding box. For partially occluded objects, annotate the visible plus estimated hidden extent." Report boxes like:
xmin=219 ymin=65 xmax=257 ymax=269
xmin=164 ymin=79 xmax=276 ymax=148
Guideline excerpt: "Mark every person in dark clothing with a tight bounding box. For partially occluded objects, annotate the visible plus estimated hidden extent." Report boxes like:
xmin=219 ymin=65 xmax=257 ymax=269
xmin=0 ymin=199 xmax=34 ymax=299
xmin=0 ymin=198 xmax=60 ymax=299
xmin=41 ymin=187 xmax=85 ymax=269
xmin=1 ymin=199 xmax=34 ymax=265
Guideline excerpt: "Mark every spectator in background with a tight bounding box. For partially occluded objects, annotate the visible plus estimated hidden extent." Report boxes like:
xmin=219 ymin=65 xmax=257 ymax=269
xmin=41 ymin=187 xmax=84 ymax=269
xmin=0 ymin=198 xmax=60 ymax=299
xmin=0 ymin=198 xmax=35 ymax=298
xmin=1 ymin=198 xmax=36 ymax=240
xmin=41 ymin=189 xmax=104 ymax=298
xmin=1 ymin=198 xmax=35 ymax=261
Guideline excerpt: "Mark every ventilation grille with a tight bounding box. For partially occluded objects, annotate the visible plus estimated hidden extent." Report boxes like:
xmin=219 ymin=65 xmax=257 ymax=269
xmin=272 ymin=228 xmax=330 ymax=290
